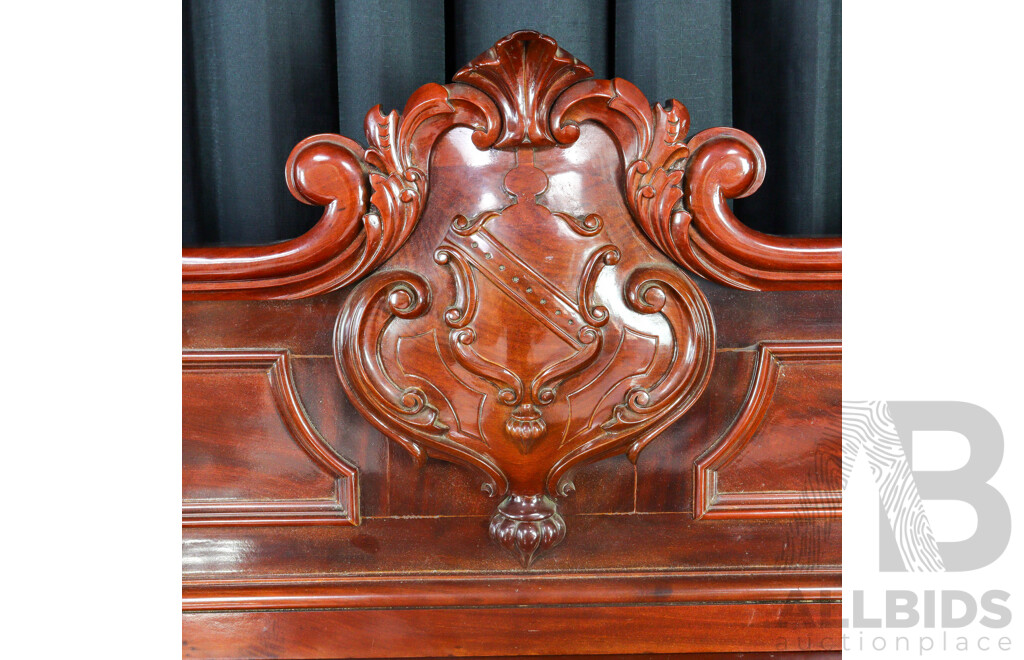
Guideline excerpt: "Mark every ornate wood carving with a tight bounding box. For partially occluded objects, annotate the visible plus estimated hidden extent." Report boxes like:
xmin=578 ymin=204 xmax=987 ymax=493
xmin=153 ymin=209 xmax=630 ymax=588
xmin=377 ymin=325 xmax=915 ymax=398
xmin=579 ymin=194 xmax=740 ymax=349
xmin=551 ymin=83 xmax=841 ymax=290
xmin=181 ymin=30 xmax=842 ymax=567
xmin=452 ymin=31 xmax=592 ymax=148
xmin=182 ymin=86 xmax=500 ymax=299
xmin=182 ymin=350 xmax=359 ymax=526
xmin=182 ymin=30 xmax=840 ymax=299
xmin=181 ymin=29 xmax=843 ymax=657
xmin=336 ymin=143 xmax=715 ymax=565
xmin=694 ymin=341 xmax=842 ymax=519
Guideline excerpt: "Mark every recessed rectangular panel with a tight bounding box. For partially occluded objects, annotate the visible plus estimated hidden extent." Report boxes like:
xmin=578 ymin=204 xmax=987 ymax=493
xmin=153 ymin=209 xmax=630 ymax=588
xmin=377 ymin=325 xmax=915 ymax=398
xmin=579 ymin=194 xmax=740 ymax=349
xmin=695 ymin=342 xmax=842 ymax=519
xmin=182 ymin=351 xmax=357 ymax=526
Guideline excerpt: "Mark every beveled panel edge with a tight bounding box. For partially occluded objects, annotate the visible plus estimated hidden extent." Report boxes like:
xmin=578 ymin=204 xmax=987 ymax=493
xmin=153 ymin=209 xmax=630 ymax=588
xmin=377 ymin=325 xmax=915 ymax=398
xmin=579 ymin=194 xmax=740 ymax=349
xmin=693 ymin=340 xmax=842 ymax=520
xmin=182 ymin=350 xmax=360 ymax=526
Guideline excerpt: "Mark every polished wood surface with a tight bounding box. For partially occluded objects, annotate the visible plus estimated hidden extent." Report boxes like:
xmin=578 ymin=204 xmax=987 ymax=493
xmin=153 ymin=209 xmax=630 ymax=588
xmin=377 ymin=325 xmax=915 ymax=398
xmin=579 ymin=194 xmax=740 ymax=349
xmin=182 ymin=31 xmax=841 ymax=658
xmin=336 ymin=136 xmax=717 ymax=565
xmin=694 ymin=341 xmax=842 ymax=519
xmin=182 ymin=31 xmax=839 ymax=299
xmin=184 ymin=604 xmax=840 ymax=658
xmin=182 ymin=351 xmax=358 ymax=526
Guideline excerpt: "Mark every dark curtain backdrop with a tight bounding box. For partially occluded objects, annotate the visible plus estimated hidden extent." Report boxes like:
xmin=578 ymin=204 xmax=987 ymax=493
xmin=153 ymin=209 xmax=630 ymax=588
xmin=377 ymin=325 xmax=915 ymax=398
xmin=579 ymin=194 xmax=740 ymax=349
xmin=183 ymin=0 xmax=841 ymax=246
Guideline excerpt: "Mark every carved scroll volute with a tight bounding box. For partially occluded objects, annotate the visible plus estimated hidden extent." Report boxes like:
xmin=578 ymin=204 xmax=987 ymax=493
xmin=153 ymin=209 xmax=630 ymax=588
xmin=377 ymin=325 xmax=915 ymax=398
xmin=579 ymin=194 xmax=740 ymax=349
xmin=183 ymin=82 xmax=500 ymax=299
xmin=550 ymin=77 xmax=841 ymax=291
xmin=185 ymin=27 xmax=839 ymax=302
xmin=322 ymin=32 xmax=739 ymax=567
xmin=180 ymin=29 xmax=843 ymax=561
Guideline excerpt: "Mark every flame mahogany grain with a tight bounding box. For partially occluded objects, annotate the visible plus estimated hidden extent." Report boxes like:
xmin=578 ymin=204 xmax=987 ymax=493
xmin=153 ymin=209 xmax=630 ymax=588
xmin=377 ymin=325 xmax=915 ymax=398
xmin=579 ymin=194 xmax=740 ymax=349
xmin=181 ymin=31 xmax=841 ymax=659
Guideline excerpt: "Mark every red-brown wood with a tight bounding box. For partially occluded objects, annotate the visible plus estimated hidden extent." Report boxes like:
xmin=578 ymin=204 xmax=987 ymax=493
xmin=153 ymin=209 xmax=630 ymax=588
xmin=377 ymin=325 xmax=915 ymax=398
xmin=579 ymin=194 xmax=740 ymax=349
xmin=182 ymin=31 xmax=840 ymax=299
xmin=335 ymin=137 xmax=717 ymax=565
xmin=181 ymin=31 xmax=841 ymax=658
xmin=182 ymin=351 xmax=358 ymax=526
xmin=183 ymin=603 xmax=841 ymax=658
xmin=694 ymin=341 xmax=842 ymax=519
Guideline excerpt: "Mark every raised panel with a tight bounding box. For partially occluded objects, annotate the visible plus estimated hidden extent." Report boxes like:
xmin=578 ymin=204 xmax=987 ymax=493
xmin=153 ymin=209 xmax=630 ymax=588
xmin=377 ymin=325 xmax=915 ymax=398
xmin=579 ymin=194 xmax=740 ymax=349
xmin=694 ymin=341 xmax=841 ymax=519
xmin=182 ymin=350 xmax=358 ymax=525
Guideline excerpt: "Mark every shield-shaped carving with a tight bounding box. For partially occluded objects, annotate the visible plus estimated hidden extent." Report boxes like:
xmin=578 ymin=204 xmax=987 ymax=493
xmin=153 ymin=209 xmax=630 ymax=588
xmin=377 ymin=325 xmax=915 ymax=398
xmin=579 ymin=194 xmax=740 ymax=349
xmin=333 ymin=32 xmax=719 ymax=566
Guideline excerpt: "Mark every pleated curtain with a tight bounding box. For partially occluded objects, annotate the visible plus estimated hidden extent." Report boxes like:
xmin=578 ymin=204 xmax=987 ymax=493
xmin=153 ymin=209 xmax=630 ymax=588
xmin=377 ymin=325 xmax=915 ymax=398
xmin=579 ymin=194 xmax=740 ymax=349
xmin=183 ymin=0 xmax=841 ymax=246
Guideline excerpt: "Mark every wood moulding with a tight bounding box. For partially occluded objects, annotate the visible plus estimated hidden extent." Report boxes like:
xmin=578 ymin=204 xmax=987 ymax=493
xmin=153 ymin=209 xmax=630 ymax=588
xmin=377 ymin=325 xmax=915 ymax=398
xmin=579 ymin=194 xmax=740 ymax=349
xmin=694 ymin=341 xmax=842 ymax=520
xmin=183 ymin=568 xmax=840 ymax=611
xmin=182 ymin=350 xmax=359 ymax=526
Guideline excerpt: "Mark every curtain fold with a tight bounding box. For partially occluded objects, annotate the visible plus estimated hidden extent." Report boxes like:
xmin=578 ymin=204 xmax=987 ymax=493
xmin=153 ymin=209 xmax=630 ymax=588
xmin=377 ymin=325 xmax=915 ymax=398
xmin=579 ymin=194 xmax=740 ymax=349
xmin=184 ymin=0 xmax=338 ymax=245
xmin=335 ymin=1 xmax=446 ymax=141
xmin=614 ymin=0 xmax=732 ymax=135
xmin=732 ymin=0 xmax=842 ymax=236
xmin=183 ymin=0 xmax=840 ymax=246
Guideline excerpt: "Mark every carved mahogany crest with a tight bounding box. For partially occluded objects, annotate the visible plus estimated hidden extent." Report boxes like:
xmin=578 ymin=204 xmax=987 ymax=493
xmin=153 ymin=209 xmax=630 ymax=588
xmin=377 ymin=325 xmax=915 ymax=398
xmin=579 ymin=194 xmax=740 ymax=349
xmin=179 ymin=31 xmax=838 ymax=566
xmin=337 ymin=133 xmax=714 ymax=563
xmin=328 ymin=32 xmax=724 ymax=566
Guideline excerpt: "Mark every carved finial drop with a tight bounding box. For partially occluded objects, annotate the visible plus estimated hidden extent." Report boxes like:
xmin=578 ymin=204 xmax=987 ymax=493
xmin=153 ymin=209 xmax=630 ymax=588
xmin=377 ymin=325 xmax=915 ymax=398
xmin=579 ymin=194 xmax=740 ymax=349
xmin=489 ymin=494 xmax=566 ymax=568
xmin=454 ymin=31 xmax=593 ymax=148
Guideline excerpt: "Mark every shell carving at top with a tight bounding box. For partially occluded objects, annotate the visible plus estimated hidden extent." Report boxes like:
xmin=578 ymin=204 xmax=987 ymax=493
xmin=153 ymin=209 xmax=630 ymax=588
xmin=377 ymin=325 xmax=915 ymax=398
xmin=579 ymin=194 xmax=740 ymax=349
xmin=183 ymin=31 xmax=841 ymax=565
xmin=452 ymin=31 xmax=593 ymax=148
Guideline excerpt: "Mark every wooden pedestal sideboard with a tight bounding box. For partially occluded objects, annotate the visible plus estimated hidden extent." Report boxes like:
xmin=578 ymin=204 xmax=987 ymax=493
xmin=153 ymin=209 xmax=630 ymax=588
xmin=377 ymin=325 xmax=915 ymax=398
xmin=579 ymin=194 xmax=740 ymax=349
xmin=182 ymin=31 xmax=842 ymax=659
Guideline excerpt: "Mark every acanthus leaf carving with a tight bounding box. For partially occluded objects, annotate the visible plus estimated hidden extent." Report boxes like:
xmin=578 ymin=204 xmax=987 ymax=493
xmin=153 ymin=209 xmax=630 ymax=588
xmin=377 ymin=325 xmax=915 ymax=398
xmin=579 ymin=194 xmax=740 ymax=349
xmin=551 ymin=77 xmax=841 ymax=291
xmin=183 ymin=84 xmax=500 ymax=299
xmin=184 ymin=30 xmax=839 ymax=298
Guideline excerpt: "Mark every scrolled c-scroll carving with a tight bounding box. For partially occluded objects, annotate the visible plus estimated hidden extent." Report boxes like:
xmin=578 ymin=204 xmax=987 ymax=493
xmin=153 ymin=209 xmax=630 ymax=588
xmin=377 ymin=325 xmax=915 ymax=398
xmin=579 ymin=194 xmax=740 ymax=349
xmin=449 ymin=327 xmax=525 ymax=408
xmin=578 ymin=245 xmax=620 ymax=326
xmin=358 ymin=84 xmax=501 ymax=279
xmin=433 ymin=247 xmax=478 ymax=328
xmin=551 ymin=212 xmax=604 ymax=237
xmin=678 ymin=127 xmax=841 ymax=289
xmin=184 ymin=29 xmax=839 ymax=297
xmin=546 ymin=264 xmax=716 ymax=497
xmin=552 ymin=78 xmax=691 ymax=262
xmin=183 ymin=83 xmax=500 ymax=299
xmin=335 ymin=142 xmax=716 ymax=566
xmin=335 ymin=269 xmax=508 ymax=498
xmin=550 ymin=74 xmax=840 ymax=291
xmin=609 ymin=266 xmax=715 ymax=454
